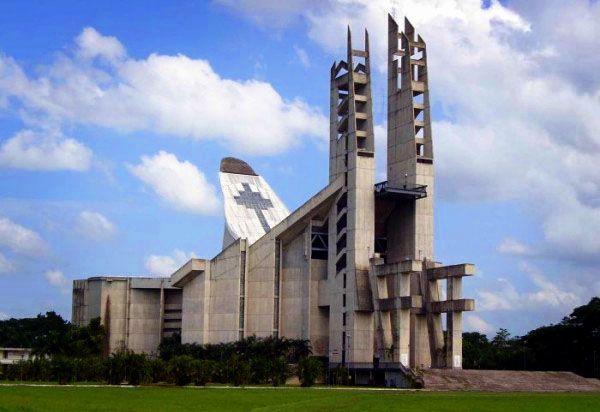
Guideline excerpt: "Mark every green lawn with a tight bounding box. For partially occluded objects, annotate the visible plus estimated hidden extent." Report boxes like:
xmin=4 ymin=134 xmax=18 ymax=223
xmin=0 ymin=386 xmax=599 ymax=411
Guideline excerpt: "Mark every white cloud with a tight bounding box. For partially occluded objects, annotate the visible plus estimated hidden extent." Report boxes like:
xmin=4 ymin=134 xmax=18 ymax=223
xmin=478 ymin=263 xmax=579 ymax=311
xmin=464 ymin=313 xmax=495 ymax=335
xmin=128 ymin=151 xmax=220 ymax=215
xmin=75 ymin=27 xmax=126 ymax=63
xmin=0 ymin=252 xmax=14 ymax=274
xmin=221 ymin=0 xmax=600 ymax=265
xmin=294 ymin=46 xmax=311 ymax=68
xmin=145 ymin=249 xmax=196 ymax=276
xmin=0 ymin=129 xmax=92 ymax=171
xmin=75 ymin=211 xmax=116 ymax=241
xmin=44 ymin=269 xmax=70 ymax=294
xmin=0 ymin=217 xmax=47 ymax=256
xmin=497 ymin=238 xmax=531 ymax=256
xmin=0 ymin=312 xmax=8 ymax=320
xmin=0 ymin=28 xmax=327 ymax=155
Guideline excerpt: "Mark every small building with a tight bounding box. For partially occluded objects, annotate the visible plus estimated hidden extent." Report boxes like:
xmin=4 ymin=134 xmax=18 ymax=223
xmin=0 ymin=348 xmax=32 ymax=365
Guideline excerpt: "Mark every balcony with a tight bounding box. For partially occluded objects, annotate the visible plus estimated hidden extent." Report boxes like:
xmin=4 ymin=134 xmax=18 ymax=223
xmin=374 ymin=181 xmax=427 ymax=200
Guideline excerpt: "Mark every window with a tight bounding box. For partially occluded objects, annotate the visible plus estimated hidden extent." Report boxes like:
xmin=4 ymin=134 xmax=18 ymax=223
xmin=311 ymin=224 xmax=328 ymax=260
xmin=336 ymin=192 xmax=347 ymax=213
xmin=336 ymin=253 xmax=346 ymax=273
xmin=336 ymin=213 xmax=347 ymax=234
xmin=336 ymin=233 xmax=347 ymax=255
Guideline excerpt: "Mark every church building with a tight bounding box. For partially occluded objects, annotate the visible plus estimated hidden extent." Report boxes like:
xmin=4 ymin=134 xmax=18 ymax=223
xmin=72 ymin=16 xmax=475 ymax=384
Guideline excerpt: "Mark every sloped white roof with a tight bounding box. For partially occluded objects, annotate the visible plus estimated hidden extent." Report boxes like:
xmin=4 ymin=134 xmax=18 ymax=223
xmin=219 ymin=158 xmax=289 ymax=247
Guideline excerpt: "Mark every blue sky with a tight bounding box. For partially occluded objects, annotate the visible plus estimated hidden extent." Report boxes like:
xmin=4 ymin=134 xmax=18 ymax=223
xmin=0 ymin=0 xmax=598 ymax=337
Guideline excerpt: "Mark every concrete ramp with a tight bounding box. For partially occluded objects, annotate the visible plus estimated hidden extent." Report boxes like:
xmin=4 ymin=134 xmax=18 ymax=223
xmin=422 ymin=369 xmax=600 ymax=392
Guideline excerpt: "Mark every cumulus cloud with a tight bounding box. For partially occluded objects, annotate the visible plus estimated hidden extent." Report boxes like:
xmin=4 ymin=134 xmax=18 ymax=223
xmin=478 ymin=263 xmax=579 ymax=312
xmin=0 ymin=217 xmax=47 ymax=256
xmin=75 ymin=211 xmax=116 ymax=241
xmin=0 ymin=129 xmax=92 ymax=171
xmin=220 ymin=0 xmax=600 ymax=266
xmin=75 ymin=27 xmax=126 ymax=63
xmin=44 ymin=269 xmax=70 ymax=294
xmin=0 ymin=28 xmax=327 ymax=155
xmin=497 ymin=238 xmax=532 ymax=256
xmin=145 ymin=249 xmax=196 ymax=276
xmin=464 ymin=313 xmax=495 ymax=335
xmin=128 ymin=151 xmax=220 ymax=215
xmin=0 ymin=252 xmax=14 ymax=274
xmin=0 ymin=312 xmax=8 ymax=320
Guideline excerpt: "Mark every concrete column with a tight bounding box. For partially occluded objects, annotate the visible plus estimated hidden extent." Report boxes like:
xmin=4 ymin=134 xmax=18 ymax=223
xmin=446 ymin=277 xmax=463 ymax=368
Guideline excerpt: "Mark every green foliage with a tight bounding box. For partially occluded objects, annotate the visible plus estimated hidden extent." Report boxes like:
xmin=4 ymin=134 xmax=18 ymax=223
xmin=50 ymin=356 xmax=75 ymax=385
xmin=463 ymin=297 xmax=600 ymax=378
xmin=298 ymin=356 xmax=322 ymax=387
xmin=158 ymin=334 xmax=311 ymax=365
xmin=0 ymin=312 xmax=106 ymax=358
xmin=330 ymin=365 xmax=350 ymax=386
xmin=106 ymin=350 xmax=149 ymax=385
xmin=168 ymin=355 xmax=195 ymax=386
xmin=266 ymin=357 xmax=289 ymax=386
xmin=229 ymin=354 xmax=252 ymax=386
xmin=147 ymin=358 xmax=168 ymax=383
xmin=158 ymin=334 xmax=310 ymax=386
xmin=190 ymin=359 xmax=215 ymax=386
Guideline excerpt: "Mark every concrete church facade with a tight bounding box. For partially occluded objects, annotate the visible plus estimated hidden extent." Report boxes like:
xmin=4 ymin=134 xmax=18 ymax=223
xmin=73 ymin=16 xmax=475 ymax=380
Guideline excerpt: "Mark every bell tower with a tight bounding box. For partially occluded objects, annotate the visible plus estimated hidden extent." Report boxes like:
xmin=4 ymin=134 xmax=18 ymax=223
xmin=328 ymin=28 xmax=376 ymax=368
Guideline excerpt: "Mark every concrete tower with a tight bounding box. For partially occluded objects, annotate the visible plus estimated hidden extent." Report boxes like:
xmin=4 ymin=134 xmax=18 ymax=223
xmin=386 ymin=15 xmax=434 ymax=263
xmin=328 ymin=28 xmax=376 ymax=367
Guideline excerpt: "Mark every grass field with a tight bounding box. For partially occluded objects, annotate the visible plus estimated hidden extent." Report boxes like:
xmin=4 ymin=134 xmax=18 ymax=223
xmin=1 ymin=386 xmax=599 ymax=411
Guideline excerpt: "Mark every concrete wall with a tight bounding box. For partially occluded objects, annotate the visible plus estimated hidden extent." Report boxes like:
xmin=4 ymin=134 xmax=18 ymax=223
xmin=72 ymin=277 xmax=181 ymax=355
xmin=208 ymin=239 xmax=244 ymax=343
xmin=128 ymin=288 xmax=161 ymax=354
xmin=181 ymin=272 xmax=209 ymax=344
xmin=309 ymin=258 xmax=329 ymax=356
xmin=246 ymin=236 xmax=277 ymax=337
xmin=280 ymin=229 xmax=309 ymax=339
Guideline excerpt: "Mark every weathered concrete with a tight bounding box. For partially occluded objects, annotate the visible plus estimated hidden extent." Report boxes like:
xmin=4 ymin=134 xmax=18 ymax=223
xmin=72 ymin=14 xmax=477 ymax=382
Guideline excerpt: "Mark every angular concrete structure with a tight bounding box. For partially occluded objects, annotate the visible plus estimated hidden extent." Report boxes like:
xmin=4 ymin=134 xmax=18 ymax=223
xmin=73 ymin=15 xmax=476 ymax=386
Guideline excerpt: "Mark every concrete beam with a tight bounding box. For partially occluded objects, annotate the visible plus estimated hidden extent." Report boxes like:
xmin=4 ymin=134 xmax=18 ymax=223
xmin=130 ymin=277 xmax=178 ymax=290
xmin=372 ymin=259 xmax=422 ymax=277
xmin=378 ymin=295 xmax=423 ymax=311
xmin=426 ymin=264 xmax=475 ymax=280
xmin=429 ymin=299 xmax=475 ymax=313
xmin=170 ymin=258 xmax=207 ymax=287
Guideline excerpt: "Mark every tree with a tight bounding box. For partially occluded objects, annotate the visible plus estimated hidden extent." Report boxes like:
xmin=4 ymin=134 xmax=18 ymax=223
xmin=191 ymin=359 xmax=215 ymax=386
xmin=462 ymin=297 xmax=600 ymax=378
xmin=267 ymin=356 xmax=289 ymax=386
xmin=298 ymin=356 xmax=323 ymax=387
xmin=168 ymin=355 xmax=195 ymax=386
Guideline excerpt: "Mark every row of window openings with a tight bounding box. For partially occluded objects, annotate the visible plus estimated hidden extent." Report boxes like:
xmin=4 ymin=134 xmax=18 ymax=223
xmin=313 ymin=234 xmax=390 ymax=263
xmin=163 ymin=309 xmax=182 ymax=314
xmin=163 ymin=327 xmax=181 ymax=333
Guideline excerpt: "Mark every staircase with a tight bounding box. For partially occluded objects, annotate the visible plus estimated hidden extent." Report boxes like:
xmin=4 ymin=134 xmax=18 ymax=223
xmin=422 ymin=369 xmax=600 ymax=392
